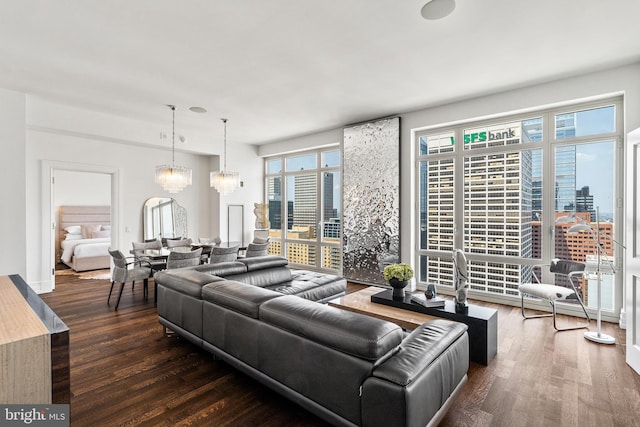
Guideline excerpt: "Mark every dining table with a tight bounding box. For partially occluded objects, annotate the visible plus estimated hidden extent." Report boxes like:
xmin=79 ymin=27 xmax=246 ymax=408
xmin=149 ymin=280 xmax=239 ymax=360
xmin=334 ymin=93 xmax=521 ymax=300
xmin=131 ymin=241 xmax=244 ymax=261
xmin=131 ymin=246 xmax=192 ymax=260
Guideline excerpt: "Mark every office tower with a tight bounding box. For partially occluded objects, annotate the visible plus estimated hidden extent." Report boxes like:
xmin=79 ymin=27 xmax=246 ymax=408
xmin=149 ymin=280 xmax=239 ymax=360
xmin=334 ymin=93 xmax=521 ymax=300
xmin=293 ymin=175 xmax=317 ymax=230
xmin=576 ymin=186 xmax=596 ymax=221
xmin=268 ymin=177 xmax=282 ymax=229
xmin=555 ymin=145 xmax=577 ymax=211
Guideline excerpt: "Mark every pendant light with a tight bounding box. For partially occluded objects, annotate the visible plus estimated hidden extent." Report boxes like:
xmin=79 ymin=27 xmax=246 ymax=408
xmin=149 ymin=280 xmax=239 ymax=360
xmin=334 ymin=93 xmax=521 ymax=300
xmin=210 ymin=118 xmax=240 ymax=195
xmin=155 ymin=105 xmax=192 ymax=194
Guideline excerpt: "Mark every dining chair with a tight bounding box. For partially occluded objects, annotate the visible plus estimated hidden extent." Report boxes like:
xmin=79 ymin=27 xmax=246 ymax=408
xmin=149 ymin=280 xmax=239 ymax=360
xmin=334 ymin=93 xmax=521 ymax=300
xmin=153 ymin=248 xmax=203 ymax=304
xmin=209 ymin=245 xmax=240 ymax=264
xmin=166 ymin=238 xmax=193 ymax=248
xmin=244 ymin=242 xmax=269 ymax=257
xmin=108 ymin=249 xmax=152 ymax=310
xmin=132 ymin=240 xmax=166 ymax=272
xmin=166 ymin=247 xmax=203 ymax=269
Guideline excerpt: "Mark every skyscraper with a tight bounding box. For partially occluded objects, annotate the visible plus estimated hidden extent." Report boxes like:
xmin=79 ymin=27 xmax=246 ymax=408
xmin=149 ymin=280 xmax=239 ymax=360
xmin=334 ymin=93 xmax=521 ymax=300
xmin=576 ymin=186 xmax=596 ymax=221
xmin=268 ymin=176 xmax=282 ymax=229
xmin=293 ymin=175 xmax=316 ymax=228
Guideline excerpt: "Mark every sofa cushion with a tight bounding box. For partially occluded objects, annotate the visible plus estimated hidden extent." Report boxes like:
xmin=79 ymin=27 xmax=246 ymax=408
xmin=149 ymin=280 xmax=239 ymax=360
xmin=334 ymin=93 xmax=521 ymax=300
xmin=267 ymin=270 xmax=345 ymax=300
xmin=372 ymin=320 xmax=468 ymax=386
xmin=226 ymin=267 xmax=292 ymax=288
xmin=202 ymin=280 xmax=282 ymax=319
xmin=154 ymin=270 xmax=224 ymax=298
xmin=259 ymin=295 xmax=404 ymax=361
xmin=239 ymin=256 xmax=288 ymax=271
xmin=194 ymin=261 xmax=247 ymax=277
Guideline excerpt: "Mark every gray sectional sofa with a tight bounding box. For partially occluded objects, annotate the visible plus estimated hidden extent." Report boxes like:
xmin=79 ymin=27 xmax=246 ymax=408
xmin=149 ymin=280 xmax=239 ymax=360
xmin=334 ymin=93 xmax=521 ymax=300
xmin=154 ymin=255 xmax=470 ymax=427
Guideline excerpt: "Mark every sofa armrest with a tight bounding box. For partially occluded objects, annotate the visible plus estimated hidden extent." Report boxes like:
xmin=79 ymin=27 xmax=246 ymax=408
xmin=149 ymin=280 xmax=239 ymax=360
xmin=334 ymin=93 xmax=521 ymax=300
xmin=362 ymin=319 xmax=469 ymax=427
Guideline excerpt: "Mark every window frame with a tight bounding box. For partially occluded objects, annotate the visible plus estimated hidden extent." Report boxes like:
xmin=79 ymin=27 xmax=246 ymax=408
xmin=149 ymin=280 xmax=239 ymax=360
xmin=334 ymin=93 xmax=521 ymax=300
xmin=414 ymin=97 xmax=624 ymax=317
xmin=265 ymin=146 xmax=342 ymax=273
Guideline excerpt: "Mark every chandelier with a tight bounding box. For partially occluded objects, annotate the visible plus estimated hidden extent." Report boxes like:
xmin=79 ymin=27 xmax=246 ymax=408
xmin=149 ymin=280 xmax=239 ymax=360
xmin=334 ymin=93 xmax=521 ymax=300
xmin=155 ymin=105 xmax=192 ymax=194
xmin=210 ymin=118 xmax=240 ymax=195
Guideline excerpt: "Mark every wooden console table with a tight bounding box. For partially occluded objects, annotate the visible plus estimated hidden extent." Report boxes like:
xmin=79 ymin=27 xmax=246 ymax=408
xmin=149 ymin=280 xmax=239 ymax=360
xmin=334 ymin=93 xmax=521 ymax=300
xmin=0 ymin=275 xmax=70 ymax=403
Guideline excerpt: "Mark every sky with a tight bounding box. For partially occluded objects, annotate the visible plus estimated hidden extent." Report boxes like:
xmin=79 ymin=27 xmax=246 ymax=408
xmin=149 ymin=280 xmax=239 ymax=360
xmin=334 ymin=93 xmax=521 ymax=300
xmin=570 ymin=106 xmax=616 ymax=217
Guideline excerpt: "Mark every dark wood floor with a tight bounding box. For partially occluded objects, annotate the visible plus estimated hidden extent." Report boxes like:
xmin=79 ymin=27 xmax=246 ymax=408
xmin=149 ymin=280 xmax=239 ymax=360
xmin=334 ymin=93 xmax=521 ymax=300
xmin=41 ymin=267 xmax=640 ymax=427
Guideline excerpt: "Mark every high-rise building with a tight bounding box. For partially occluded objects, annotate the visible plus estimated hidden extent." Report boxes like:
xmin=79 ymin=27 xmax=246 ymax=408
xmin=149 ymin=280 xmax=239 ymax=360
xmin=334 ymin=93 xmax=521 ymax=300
xmin=531 ymin=211 xmax=614 ymax=305
xmin=555 ymin=145 xmax=577 ymax=211
xmin=576 ymin=186 xmax=596 ymax=221
xmin=323 ymin=172 xmax=337 ymax=220
xmin=420 ymin=122 xmax=535 ymax=295
xmin=293 ymin=175 xmax=316 ymax=229
xmin=268 ymin=177 xmax=282 ymax=229
xmin=464 ymin=147 xmax=533 ymax=295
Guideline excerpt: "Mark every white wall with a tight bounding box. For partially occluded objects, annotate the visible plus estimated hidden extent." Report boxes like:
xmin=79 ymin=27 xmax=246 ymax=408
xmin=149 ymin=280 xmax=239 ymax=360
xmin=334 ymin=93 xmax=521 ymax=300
xmin=0 ymin=88 xmax=27 ymax=278
xmin=54 ymin=170 xmax=111 ymax=207
xmin=19 ymin=96 xmax=262 ymax=292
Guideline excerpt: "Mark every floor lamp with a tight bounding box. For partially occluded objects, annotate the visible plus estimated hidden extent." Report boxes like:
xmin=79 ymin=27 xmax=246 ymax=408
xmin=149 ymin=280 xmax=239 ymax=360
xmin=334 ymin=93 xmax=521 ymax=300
xmin=567 ymin=206 xmax=616 ymax=345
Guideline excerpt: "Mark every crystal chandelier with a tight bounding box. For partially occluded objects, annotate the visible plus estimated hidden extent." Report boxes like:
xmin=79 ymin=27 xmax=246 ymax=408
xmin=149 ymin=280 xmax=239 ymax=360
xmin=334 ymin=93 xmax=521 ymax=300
xmin=210 ymin=118 xmax=240 ymax=195
xmin=155 ymin=105 xmax=192 ymax=194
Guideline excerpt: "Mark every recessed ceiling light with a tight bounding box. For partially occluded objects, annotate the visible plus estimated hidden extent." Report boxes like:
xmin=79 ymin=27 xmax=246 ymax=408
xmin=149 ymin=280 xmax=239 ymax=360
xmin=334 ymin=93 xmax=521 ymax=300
xmin=421 ymin=0 xmax=456 ymax=20
xmin=189 ymin=106 xmax=207 ymax=113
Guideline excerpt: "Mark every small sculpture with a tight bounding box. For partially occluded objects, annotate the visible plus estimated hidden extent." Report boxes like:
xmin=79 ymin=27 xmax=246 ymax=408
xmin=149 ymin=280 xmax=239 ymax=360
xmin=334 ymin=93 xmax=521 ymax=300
xmin=452 ymin=249 xmax=469 ymax=312
xmin=253 ymin=203 xmax=270 ymax=230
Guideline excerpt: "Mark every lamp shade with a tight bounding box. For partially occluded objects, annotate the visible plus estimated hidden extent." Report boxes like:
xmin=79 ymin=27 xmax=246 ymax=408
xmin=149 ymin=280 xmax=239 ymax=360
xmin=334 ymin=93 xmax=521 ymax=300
xmin=567 ymin=223 xmax=592 ymax=233
xmin=210 ymin=118 xmax=240 ymax=195
xmin=210 ymin=171 xmax=240 ymax=195
xmin=155 ymin=165 xmax=192 ymax=194
xmin=156 ymin=104 xmax=192 ymax=194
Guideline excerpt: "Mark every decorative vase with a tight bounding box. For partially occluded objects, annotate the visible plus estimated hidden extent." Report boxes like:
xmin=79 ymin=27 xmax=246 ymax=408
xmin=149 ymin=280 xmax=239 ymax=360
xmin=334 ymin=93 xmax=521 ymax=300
xmin=389 ymin=278 xmax=409 ymax=299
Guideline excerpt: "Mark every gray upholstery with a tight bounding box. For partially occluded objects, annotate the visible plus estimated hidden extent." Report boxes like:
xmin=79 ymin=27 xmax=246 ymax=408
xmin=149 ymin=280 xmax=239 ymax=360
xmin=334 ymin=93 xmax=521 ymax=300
xmin=154 ymin=255 xmax=346 ymax=355
xmin=108 ymin=249 xmax=151 ymax=310
xmin=166 ymin=248 xmax=202 ymax=269
xmin=159 ymin=276 xmax=469 ymax=427
xmin=159 ymin=256 xmax=344 ymax=303
xmin=245 ymin=242 xmax=269 ymax=257
xmin=166 ymin=238 xmax=193 ymax=248
xmin=362 ymin=320 xmax=469 ymax=427
xmin=260 ymin=295 xmax=404 ymax=361
xmin=132 ymin=240 xmax=165 ymax=271
xmin=209 ymin=244 xmax=240 ymax=263
xmin=132 ymin=240 xmax=162 ymax=250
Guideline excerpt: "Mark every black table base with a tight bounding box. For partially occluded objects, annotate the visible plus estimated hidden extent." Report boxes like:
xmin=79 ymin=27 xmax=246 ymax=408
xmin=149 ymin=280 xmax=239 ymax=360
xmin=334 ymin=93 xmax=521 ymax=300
xmin=371 ymin=289 xmax=497 ymax=365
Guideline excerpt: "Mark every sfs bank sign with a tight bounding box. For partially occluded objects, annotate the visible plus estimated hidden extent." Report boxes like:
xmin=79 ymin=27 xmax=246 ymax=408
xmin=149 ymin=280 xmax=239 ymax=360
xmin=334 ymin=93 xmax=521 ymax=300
xmin=464 ymin=128 xmax=518 ymax=143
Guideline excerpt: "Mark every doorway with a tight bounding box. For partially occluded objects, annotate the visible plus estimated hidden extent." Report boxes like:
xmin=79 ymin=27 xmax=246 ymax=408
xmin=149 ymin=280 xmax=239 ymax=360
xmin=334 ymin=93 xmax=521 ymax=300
xmin=41 ymin=160 xmax=120 ymax=292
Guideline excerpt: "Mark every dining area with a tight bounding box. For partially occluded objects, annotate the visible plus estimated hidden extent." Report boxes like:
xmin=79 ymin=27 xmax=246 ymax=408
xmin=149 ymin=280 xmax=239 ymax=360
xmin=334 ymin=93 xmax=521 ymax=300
xmin=107 ymin=197 xmax=270 ymax=310
xmin=130 ymin=238 xmax=247 ymax=268
xmin=107 ymin=235 xmax=270 ymax=310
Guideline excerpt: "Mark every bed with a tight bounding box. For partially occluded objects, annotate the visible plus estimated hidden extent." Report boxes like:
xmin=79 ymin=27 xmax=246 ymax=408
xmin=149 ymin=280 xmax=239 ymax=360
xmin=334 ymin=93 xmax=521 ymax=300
xmin=57 ymin=205 xmax=111 ymax=272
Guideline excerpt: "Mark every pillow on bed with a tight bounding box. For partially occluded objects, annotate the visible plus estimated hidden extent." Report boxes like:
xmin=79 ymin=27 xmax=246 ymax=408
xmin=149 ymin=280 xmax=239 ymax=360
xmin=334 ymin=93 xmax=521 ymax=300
xmin=64 ymin=225 xmax=82 ymax=234
xmin=65 ymin=233 xmax=83 ymax=240
xmin=81 ymin=224 xmax=102 ymax=239
xmin=91 ymin=230 xmax=111 ymax=239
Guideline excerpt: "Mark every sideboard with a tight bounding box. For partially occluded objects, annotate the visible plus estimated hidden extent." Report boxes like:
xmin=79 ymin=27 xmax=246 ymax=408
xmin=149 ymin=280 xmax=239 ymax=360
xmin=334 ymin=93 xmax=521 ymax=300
xmin=0 ymin=274 xmax=70 ymax=403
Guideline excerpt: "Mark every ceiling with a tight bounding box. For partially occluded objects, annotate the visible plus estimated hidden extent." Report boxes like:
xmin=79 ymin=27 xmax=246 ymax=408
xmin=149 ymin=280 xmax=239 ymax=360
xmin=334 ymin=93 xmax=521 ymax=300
xmin=1 ymin=0 xmax=640 ymax=147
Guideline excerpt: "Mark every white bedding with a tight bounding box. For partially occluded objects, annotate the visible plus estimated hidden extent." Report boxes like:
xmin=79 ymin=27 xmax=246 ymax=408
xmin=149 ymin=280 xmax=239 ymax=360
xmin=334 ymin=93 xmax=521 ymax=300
xmin=60 ymin=237 xmax=111 ymax=263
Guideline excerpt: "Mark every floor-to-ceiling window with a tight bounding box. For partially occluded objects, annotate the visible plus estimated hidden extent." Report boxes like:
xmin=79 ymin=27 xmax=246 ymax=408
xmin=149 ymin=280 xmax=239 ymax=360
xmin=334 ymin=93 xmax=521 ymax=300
xmin=265 ymin=148 xmax=341 ymax=272
xmin=416 ymin=98 xmax=623 ymax=317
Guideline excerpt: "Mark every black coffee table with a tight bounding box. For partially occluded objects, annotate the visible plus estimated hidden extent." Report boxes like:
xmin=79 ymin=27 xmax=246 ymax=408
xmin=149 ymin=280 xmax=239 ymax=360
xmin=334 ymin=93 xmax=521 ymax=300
xmin=371 ymin=289 xmax=497 ymax=365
